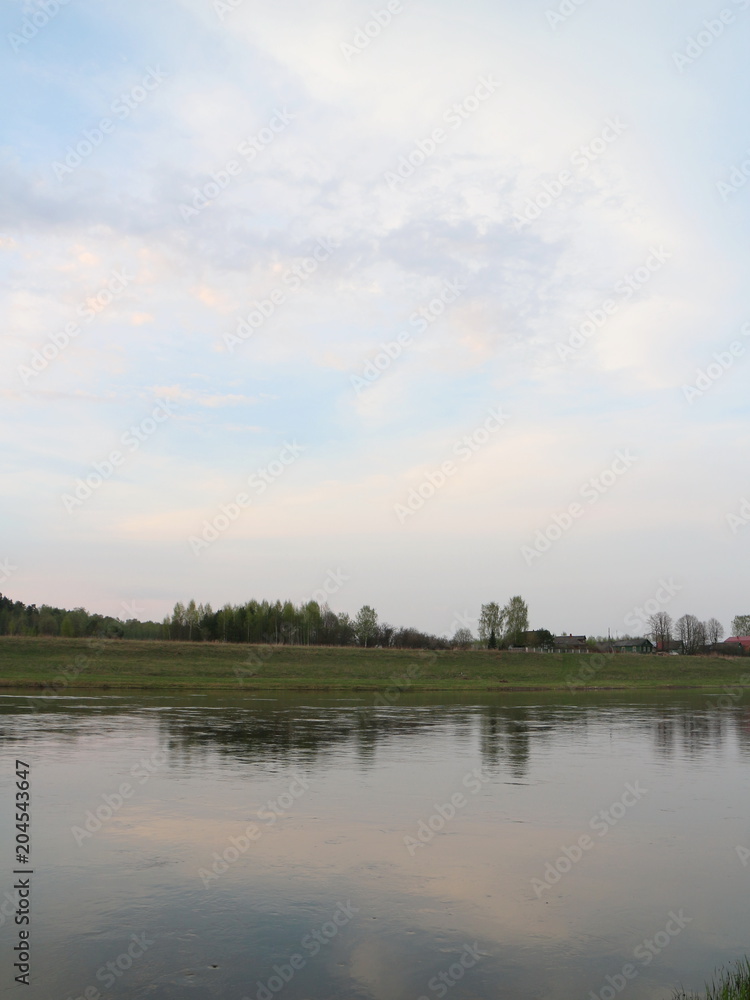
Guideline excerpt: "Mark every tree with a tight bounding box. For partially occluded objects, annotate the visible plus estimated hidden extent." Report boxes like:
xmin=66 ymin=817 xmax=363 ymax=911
xmin=478 ymin=602 xmax=503 ymax=647
xmin=488 ymin=628 xmax=497 ymax=649
xmin=731 ymin=615 xmax=750 ymax=637
xmin=695 ymin=620 xmax=707 ymax=651
xmin=535 ymin=629 xmax=555 ymax=650
xmin=60 ymin=614 xmax=76 ymax=638
xmin=502 ymin=595 xmax=529 ymax=647
xmin=171 ymin=601 xmax=186 ymax=640
xmin=676 ymin=614 xmax=703 ymax=655
xmin=647 ymin=611 xmax=673 ymax=651
xmin=705 ymin=618 xmax=724 ymax=646
xmin=337 ymin=612 xmax=356 ymax=645
xmin=185 ymin=599 xmax=200 ymax=641
xmin=354 ymin=605 xmax=378 ymax=647
xmin=452 ymin=627 xmax=474 ymax=649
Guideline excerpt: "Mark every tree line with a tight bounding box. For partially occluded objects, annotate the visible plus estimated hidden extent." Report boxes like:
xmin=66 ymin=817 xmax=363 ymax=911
xmin=643 ymin=612 xmax=750 ymax=655
xmin=0 ymin=593 xmax=453 ymax=648
xmin=2 ymin=590 xmax=748 ymax=654
xmin=0 ymin=594 xmax=161 ymax=639
xmin=164 ymin=599 xmax=453 ymax=648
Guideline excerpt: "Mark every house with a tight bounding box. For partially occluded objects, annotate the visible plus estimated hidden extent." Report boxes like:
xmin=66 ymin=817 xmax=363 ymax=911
xmin=655 ymin=639 xmax=681 ymax=654
xmin=610 ymin=637 xmax=654 ymax=654
xmin=514 ymin=631 xmax=554 ymax=649
xmin=725 ymin=636 xmax=750 ymax=653
xmin=554 ymin=634 xmax=588 ymax=653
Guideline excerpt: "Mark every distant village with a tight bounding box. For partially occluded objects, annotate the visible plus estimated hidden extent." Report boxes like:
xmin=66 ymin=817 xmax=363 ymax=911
xmin=511 ymin=633 xmax=750 ymax=656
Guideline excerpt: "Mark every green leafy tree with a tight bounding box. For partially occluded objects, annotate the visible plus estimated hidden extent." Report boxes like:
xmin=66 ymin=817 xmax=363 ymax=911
xmin=354 ymin=605 xmax=378 ymax=647
xmin=478 ymin=602 xmax=503 ymax=647
xmin=185 ymin=599 xmax=200 ymax=641
xmin=502 ymin=596 xmax=529 ymax=647
xmin=535 ymin=628 xmax=554 ymax=649
xmin=60 ymin=614 xmax=76 ymax=637
xmin=732 ymin=615 xmax=750 ymax=637
xmin=337 ymin=611 xmax=356 ymax=645
xmin=488 ymin=627 xmax=497 ymax=649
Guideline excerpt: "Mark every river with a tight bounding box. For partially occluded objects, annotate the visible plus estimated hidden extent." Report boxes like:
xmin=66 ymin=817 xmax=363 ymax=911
xmin=1 ymin=690 xmax=748 ymax=999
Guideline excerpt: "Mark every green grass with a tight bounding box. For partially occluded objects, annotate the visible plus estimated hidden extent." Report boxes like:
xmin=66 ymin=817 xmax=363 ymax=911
xmin=0 ymin=635 xmax=749 ymax=691
xmin=674 ymin=958 xmax=750 ymax=999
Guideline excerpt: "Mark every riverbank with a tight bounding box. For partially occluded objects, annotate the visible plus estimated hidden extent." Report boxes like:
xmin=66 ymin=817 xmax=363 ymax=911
xmin=1 ymin=636 xmax=748 ymax=692
xmin=673 ymin=956 xmax=750 ymax=998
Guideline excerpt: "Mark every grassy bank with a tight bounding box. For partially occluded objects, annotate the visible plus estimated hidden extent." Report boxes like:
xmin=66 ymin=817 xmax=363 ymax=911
xmin=674 ymin=958 xmax=750 ymax=998
xmin=0 ymin=636 xmax=749 ymax=692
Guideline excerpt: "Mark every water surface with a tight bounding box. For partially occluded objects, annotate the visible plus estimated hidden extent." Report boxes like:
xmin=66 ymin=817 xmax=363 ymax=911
xmin=1 ymin=689 xmax=749 ymax=999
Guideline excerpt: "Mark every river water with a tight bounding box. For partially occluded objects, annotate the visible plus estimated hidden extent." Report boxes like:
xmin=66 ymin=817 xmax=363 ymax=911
xmin=1 ymin=690 xmax=749 ymax=1000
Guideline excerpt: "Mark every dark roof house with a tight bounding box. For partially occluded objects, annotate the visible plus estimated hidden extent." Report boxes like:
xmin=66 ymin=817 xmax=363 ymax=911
xmin=610 ymin=638 xmax=654 ymax=654
xmin=554 ymin=634 xmax=588 ymax=652
xmin=655 ymin=640 xmax=682 ymax=653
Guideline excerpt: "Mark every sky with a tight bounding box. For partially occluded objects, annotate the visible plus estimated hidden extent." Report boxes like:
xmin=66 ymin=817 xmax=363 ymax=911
xmin=1 ymin=0 xmax=749 ymax=639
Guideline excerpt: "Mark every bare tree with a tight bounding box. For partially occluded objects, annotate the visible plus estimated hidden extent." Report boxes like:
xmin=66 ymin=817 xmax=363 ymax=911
xmin=705 ymin=618 xmax=724 ymax=646
xmin=647 ymin=611 xmax=673 ymax=651
xmin=452 ymin=627 xmax=474 ymax=649
xmin=676 ymin=614 xmax=703 ymax=655
xmin=695 ymin=620 xmax=707 ymax=651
